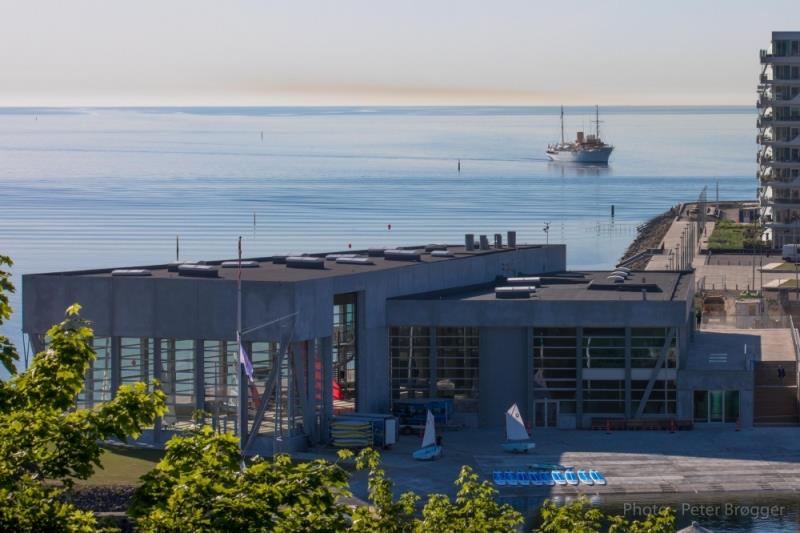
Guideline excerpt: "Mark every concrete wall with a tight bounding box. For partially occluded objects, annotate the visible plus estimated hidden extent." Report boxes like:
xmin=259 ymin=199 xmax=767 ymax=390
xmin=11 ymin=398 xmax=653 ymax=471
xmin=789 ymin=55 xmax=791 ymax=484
xmin=677 ymin=370 xmax=754 ymax=427
xmin=479 ymin=327 xmax=529 ymax=427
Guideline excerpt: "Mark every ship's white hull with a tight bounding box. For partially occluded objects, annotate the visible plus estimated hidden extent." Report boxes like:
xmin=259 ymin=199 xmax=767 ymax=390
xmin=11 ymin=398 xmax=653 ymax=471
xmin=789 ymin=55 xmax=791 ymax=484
xmin=547 ymin=146 xmax=613 ymax=164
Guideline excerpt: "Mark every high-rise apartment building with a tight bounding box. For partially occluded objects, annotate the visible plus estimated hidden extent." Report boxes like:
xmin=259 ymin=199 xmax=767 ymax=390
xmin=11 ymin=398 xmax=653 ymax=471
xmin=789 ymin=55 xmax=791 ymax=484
xmin=758 ymin=31 xmax=800 ymax=248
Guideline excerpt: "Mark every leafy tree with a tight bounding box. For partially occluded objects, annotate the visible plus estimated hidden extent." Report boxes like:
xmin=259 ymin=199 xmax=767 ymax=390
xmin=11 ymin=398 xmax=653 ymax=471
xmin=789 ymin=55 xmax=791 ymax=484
xmin=536 ymin=497 xmax=675 ymax=533
xmin=0 ymin=256 xmax=166 ymax=532
xmin=133 ymin=431 xmax=522 ymax=533
xmin=130 ymin=426 xmax=353 ymax=532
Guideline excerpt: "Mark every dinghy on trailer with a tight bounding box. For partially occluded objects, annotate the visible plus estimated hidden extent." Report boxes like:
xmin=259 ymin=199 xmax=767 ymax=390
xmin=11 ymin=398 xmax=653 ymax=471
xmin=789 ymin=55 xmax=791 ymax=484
xmin=412 ymin=410 xmax=442 ymax=460
xmin=501 ymin=403 xmax=536 ymax=453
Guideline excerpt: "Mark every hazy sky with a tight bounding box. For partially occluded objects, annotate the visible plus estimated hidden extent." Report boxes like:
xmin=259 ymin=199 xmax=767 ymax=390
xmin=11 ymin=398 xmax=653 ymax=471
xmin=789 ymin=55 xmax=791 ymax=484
xmin=0 ymin=0 xmax=792 ymax=106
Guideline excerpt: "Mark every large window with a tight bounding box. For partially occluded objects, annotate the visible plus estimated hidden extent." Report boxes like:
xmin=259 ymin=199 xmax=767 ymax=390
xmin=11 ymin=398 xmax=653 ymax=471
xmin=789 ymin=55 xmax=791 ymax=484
xmin=583 ymin=328 xmax=625 ymax=369
xmin=333 ymin=293 xmax=357 ymax=412
xmin=89 ymin=337 xmax=112 ymax=406
xmin=436 ymin=327 xmax=479 ymax=412
xmin=631 ymin=328 xmax=677 ymax=369
xmin=533 ymin=328 xmax=577 ymax=405
xmin=160 ymin=339 xmax=195 ymax=429
xmin=120 ymin=337 xmax=154 ymax=386
xmin=390 ymin=327 xmax=431 ymax=401
xmin=203 ymin=340 xmax=238 ymax=434
xmin=631 ymin=379 xmax=676 ymax=415
xmin=583 ymin=379 xmax=625 ymax=414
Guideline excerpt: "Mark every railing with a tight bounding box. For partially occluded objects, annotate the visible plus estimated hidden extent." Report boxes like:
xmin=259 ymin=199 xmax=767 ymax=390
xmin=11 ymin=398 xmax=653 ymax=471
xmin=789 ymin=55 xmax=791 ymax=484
xmin=790 ymin=315 xmax=800 ymax=363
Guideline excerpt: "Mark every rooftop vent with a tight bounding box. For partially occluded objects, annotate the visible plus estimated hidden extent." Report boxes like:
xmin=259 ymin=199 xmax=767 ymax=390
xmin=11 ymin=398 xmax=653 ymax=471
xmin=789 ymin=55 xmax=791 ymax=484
xmin=506 ymin=276 xmax=540 ymax=286
xmin=178 ymin=264 xmax=218 ymax=278
xmin=479 ymin=235 xmax=490 ymax=250
xmin=494 ymin=233 xmax=503 ymax=248
xmin=507 ymin=231 xmax=517 ymax=248
xmin=326 ymin=253 xmax=356 ymax=261
xmin=335 ymin=256 xmax=374 ymax=265
xmin=384 ymin=249 xmax=422 ymax=261
xmin=431 ymin=250 xmax=454 ymax=258
xmin=286 ymin=256 xmax=325 ymax=269
xmin=367 ymin=248 xmax=386 ymax=257
xmin=272 ymin=255 xmax=288 ymax=264
xmin=221 ymin=260 xmax=259 ymax=268
xmin=111 ymin=269 xmax=152 ymax=277
xmin=610 ymin=269 xmax=630 ymax=278
xmin=465 ymin=234 xmax=475 ymax=251
xmin=495 ymin=286 xmax=536 ymax=299
xmin=615 ymin=266 xmax=631 ymax=274
xmin=607 ymin=274 xmax=626 ymax=283
xmin=168 ymin=261 xmax=198 ymax=272
xmin=424 ymin=244 xmax=448 ymax=252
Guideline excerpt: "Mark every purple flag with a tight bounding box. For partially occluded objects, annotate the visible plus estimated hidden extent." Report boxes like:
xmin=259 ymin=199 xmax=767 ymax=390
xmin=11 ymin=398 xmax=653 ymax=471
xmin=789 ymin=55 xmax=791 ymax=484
xmin=238 ymin=336 xmax=254 ymax=383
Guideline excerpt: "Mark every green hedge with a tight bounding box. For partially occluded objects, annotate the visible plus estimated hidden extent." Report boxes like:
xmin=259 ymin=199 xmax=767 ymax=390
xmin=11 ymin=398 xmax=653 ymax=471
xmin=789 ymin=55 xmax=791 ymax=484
xmin=708 ymin=220 xmax=761 ymax=250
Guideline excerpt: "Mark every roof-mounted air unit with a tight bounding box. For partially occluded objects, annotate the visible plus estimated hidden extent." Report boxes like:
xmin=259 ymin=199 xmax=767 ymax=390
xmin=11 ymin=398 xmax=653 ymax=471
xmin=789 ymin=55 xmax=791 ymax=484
xmin=384 ymin=249 xmax=421 ymax=261
xmin=286 ymin=256 xmax=325 ymax=269
xmin=495 ymin=286 xmax=536 ymax=299
xmin=221 ymin=260 xmax=259 ymax=268
xmin=335 ymin=256 xmax=374 ymax=265
xmin=111 ymin=269 xmax=152 ymax=277
xmin=178 ymin=264 xmax=218 ymax=278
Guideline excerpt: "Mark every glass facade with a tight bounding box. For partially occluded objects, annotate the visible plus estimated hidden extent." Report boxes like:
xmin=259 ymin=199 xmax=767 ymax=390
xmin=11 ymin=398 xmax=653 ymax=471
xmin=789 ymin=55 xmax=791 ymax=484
xmin=203 ymin=340 xmax=238 ymax=433
xmin=89 ymin=337 xmax=112 ymax=406
xmin=120 ymin=337 xmax=154 ymax=386
xmin=583 ymin=328 xmax=625 ymax=368
xmin=390 ymin=326 xmax=431 ymax=400
xmin=583 ymin=379 xmax=625 ymax=414
xmin=436 ymin=327 xmax=479 ymax=412
xmin=631 ymin=379 xmax=676 ymax=415
xmin=333 ymin=293 xmax=357 ymax=413
xmin=160 ymin=339 xmax=196 ymax=428
xmin=693 ymin=390 xmax=740 ymax=423
xmin=388 ymin=326 xmax=479 ymax=412
xmin=631 ymin=328 xmax=677 ymax=369
xmin=532 ymin=328 xmax=577 ymax=405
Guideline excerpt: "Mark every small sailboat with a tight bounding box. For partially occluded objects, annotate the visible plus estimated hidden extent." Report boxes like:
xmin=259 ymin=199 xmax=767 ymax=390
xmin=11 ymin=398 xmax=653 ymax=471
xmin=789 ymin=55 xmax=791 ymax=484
xmin=502 ymin=403 xmax=536 ymax=453
xmin=412 ymin=410 xmax=442 ymax=460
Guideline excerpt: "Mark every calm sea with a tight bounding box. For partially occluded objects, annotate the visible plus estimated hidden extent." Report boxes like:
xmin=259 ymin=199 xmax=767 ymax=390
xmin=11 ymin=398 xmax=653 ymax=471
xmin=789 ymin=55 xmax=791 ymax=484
xmin=0 ymin=106 xmax=756 ymax=361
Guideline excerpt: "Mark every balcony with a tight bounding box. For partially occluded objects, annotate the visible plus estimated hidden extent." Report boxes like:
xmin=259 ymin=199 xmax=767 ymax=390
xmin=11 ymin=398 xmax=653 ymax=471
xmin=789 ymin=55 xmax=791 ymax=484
xmin=761 ymin=49 xmax=772 ymax=64
xmin=757 ymin=116 xmax=773 ymax=128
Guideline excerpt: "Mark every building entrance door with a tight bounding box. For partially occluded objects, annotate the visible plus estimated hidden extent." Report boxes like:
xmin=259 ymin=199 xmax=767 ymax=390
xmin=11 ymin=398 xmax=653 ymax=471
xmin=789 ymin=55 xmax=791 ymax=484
xmin=709 ymin=390 xmax=724 ymax=423
xmin=534 ymin=399 xmax=559 ymax=428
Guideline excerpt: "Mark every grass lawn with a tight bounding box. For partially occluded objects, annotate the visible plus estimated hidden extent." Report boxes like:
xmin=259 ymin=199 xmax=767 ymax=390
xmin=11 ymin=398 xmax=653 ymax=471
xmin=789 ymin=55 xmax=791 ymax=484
xmin=76 ymin=444 xmax=164 ymax=486
xmin=779 ymin=279 xmax=800 ymax=289
xmin=775 ymin=262 xmax=800 ymax=271
xmin=708 ymin=220 xmax=761 ymax=251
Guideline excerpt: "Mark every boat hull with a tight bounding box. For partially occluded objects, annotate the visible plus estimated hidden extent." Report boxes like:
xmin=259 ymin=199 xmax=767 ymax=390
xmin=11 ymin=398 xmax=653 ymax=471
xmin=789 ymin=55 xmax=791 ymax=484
xmin=502 ymin=440 xmax=536 ymax=453
xmin=413 ymin=444 xmax=442 ymax=461
xmin=546 ymin=146 xmax=613 ymax=164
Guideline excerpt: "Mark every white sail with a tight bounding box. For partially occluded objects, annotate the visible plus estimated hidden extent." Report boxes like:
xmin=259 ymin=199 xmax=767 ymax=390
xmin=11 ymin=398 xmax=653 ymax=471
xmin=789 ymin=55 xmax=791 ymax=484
xmin=421 ymin=409 xmax=437 ymax=448
xmin=505 ymin=403 xmax=530 ymax=441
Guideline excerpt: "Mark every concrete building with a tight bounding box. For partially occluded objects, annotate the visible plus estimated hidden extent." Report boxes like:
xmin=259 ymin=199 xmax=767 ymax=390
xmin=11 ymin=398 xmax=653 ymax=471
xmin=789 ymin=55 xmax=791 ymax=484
xmin=758 ymin=31 xmax=800 ymax=247
xmin=22 ymin=236 xmax=755 ymax=454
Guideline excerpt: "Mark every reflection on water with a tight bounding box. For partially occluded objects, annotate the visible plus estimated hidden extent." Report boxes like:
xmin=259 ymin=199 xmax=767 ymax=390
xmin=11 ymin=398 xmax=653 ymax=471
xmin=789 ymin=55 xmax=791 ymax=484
xmin=507 ymin=492 xmax=800 ymax=532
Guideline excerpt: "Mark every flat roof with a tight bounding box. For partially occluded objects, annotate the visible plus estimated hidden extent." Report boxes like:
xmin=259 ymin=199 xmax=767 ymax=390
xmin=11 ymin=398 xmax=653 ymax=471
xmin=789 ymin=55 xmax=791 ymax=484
xmin=29 ymin=244 xmax=553 ymax=283
xmin=397 ymin=270 xmax=692 ymax=302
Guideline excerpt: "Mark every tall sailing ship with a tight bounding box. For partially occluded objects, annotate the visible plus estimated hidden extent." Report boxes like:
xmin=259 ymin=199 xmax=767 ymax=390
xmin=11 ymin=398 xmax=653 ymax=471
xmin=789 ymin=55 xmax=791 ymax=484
xmin=546 ymin=105 xmax=614 ymax=164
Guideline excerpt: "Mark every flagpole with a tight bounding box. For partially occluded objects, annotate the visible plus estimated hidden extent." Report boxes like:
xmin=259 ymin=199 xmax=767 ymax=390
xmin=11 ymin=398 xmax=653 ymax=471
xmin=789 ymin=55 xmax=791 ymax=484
xmin=237 ymin=236 xmax=247 ymax=457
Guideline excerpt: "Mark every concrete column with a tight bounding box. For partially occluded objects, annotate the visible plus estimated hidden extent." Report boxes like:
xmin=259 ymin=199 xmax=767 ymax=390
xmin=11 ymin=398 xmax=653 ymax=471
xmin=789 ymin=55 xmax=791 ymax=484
xmin=575 ymin=328 xmax=584 ymax=429
xmin=429 ymin=327 xmax=438 ymax=398
xmin=307 ymin=338 xmax=319 ymax=444
xmin=153 ymin=338 xmax=162 ymax=443
xmin=624 ymin=328 xmax=632 ymax=419
xmin=321 ymin=336 xmax=333 ymax=443
xmin=526 ymin=327 xmax=534 ymax=427
xmin=194 ymin=340 xmax=204 ymax=417
xmin=111 ymin=336 xmax=121 ymax=396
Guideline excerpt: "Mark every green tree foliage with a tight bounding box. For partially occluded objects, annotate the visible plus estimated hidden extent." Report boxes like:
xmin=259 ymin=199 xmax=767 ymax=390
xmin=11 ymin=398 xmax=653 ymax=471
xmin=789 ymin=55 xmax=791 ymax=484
xmin=536 ymin=497 xmax=675 ymax=533
xmin=0 ymin=255 xmax=18 ymax=375
xmin=0 ymin=257 xmax=166 ymax=532
xmin=132 ymin=430 xmax=522 ymax=533
xmin=131 ymin=426 xmax=352 ymax=532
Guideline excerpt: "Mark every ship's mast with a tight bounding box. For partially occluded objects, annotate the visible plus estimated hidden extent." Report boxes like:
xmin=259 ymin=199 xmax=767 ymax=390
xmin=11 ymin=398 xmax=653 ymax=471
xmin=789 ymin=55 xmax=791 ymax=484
xmin=560 ymin=105 xmax=564 ymax=144
xmin=595 ymin=105 xmax=600 ymax=138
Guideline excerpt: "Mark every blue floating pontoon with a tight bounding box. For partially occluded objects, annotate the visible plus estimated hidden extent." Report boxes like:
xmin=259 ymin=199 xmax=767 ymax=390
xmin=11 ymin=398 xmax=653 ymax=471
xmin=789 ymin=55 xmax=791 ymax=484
xmin=589 ymin=470 xmax=607 ymax=485
xmin=577 ymin=470 xmax=594 ymax=485
xmin=493 ymin=470 xmax=506 ymax=486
